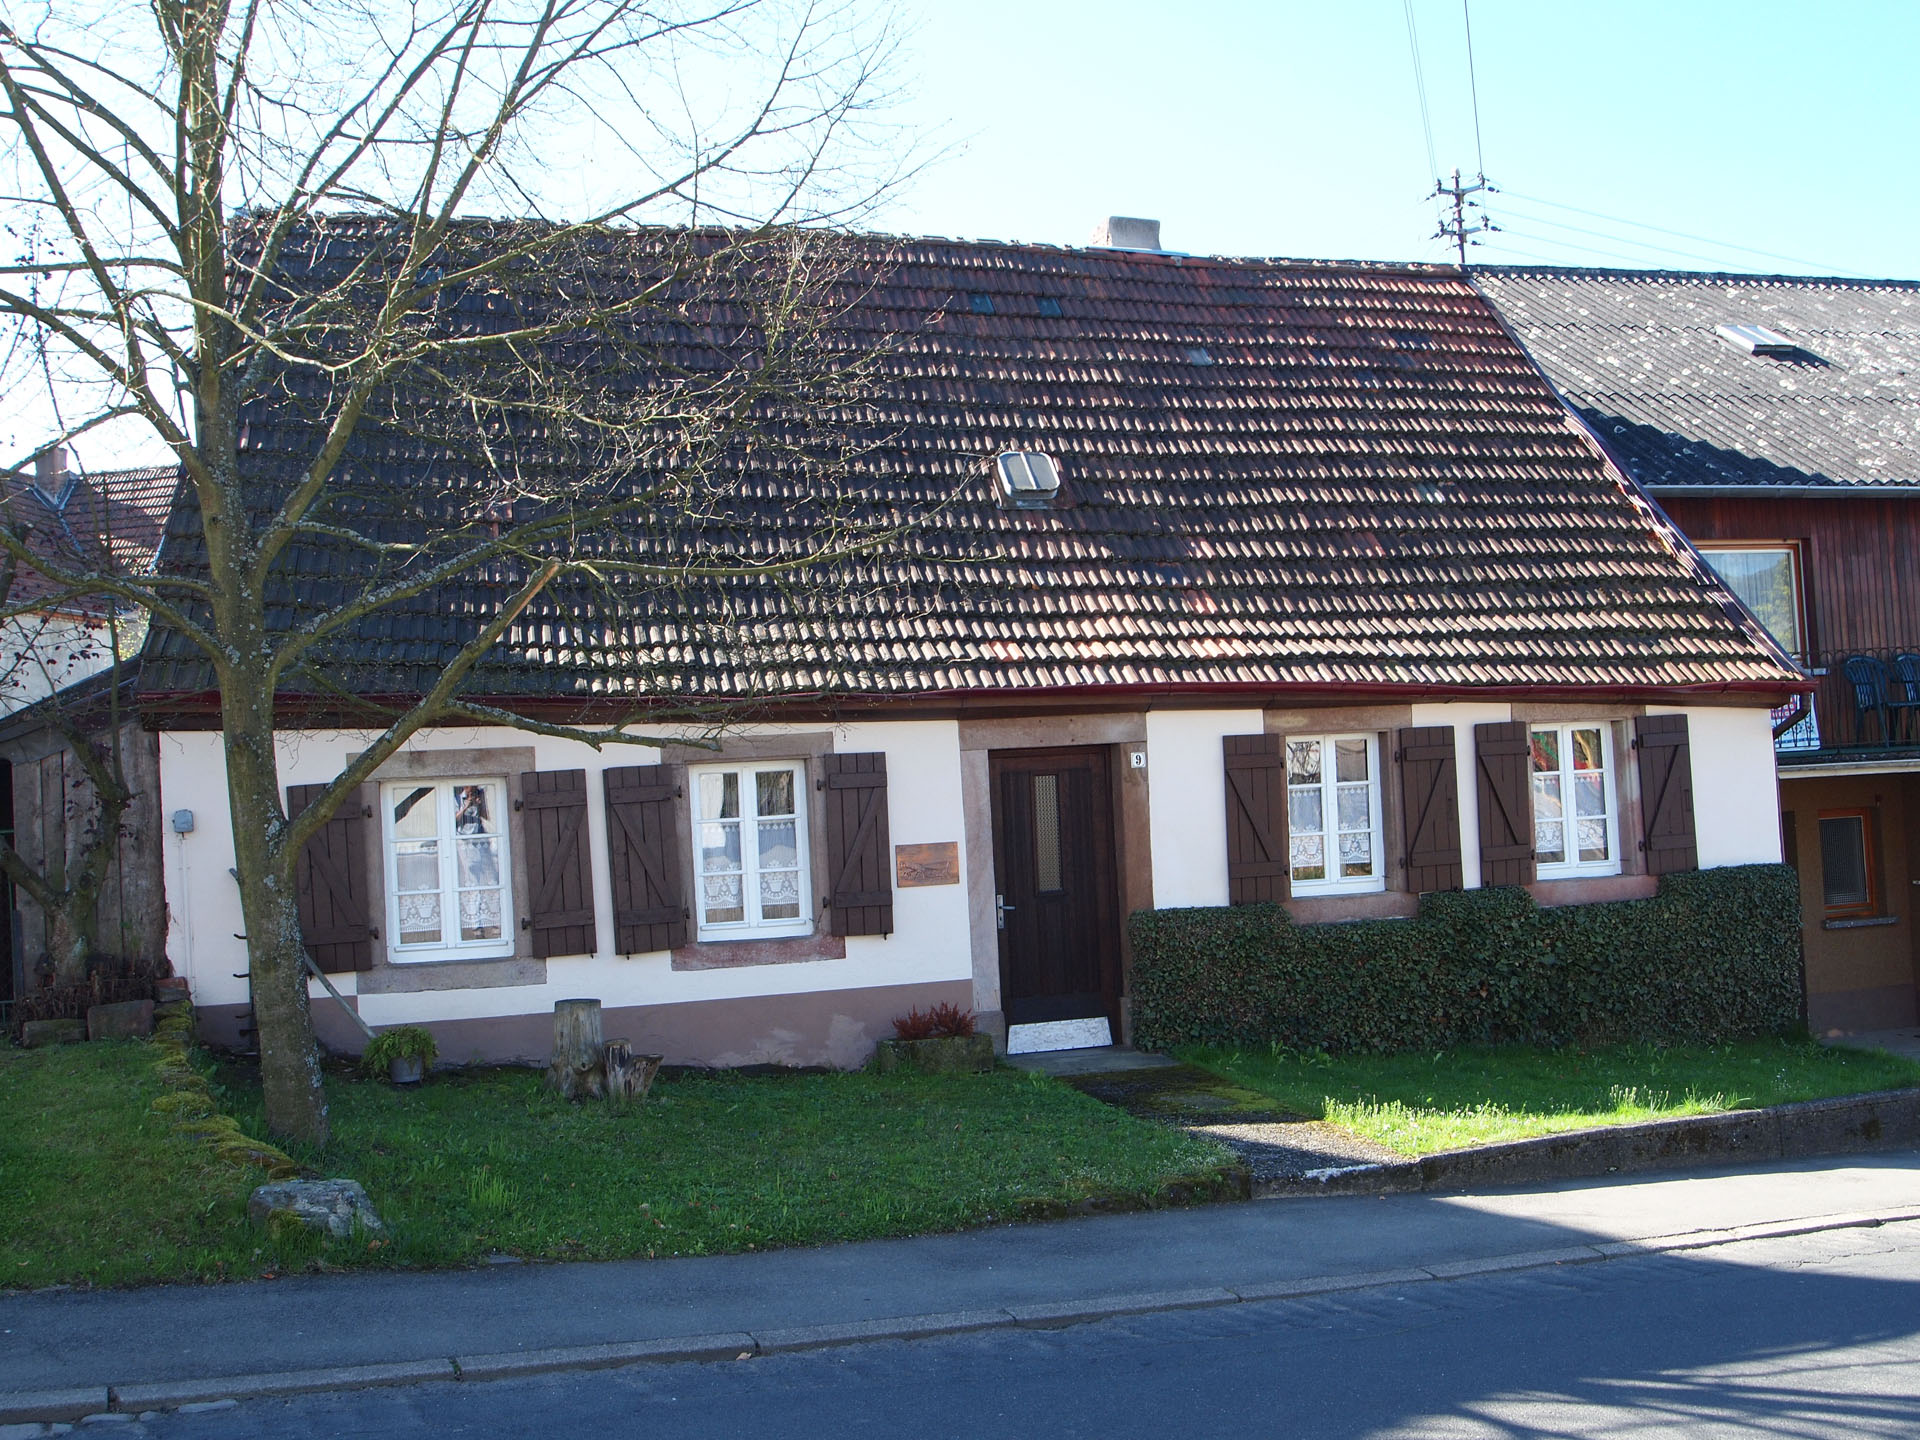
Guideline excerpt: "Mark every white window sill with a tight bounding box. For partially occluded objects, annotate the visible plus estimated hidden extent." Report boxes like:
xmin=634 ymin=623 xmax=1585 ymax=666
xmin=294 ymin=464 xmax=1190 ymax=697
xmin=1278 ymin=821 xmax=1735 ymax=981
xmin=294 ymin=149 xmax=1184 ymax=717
xmin=693 ymin=924 xmax=813 ymax=945
xmin=387 ymin=947 xmax=517 ymax=965
xmin=1535 ymin=864 xmax=1622 ymax=882
xmin=1290 ymin=880 xmax=1388 ymax=899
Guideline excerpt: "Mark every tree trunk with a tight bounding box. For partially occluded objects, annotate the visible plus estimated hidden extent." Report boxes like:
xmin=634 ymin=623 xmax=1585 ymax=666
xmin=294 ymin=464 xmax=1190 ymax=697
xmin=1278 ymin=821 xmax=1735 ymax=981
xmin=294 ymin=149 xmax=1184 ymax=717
xmin=602 ymin=1040 xmax=661 ymax=1105
xmin=223 ymin=686 xmax=329 ymax=1147
xmin=548 ymin=998 xmax=605 ymax=1100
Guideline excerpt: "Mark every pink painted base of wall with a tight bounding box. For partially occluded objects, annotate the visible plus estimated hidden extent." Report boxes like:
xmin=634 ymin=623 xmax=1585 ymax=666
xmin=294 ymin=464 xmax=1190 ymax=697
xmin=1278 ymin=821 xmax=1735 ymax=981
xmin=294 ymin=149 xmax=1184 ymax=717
xmin=193 ymin=978 xmax=975 ymax=1071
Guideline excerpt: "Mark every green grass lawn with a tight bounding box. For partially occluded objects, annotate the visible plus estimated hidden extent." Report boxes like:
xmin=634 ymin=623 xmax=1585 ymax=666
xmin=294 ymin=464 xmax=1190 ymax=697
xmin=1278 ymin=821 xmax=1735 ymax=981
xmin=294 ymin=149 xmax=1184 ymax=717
xmin=1 ymin=1040 xmax=1233 ymax=1288
xmin=1175 ymin=1039 xmax=1920 ymax=1157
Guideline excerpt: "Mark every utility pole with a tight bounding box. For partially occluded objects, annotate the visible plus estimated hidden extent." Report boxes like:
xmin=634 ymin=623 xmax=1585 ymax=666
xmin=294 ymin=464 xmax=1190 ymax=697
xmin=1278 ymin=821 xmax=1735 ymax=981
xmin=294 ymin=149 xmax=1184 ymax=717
xmin=1431 ymin=168 xmax=1498 ymax=267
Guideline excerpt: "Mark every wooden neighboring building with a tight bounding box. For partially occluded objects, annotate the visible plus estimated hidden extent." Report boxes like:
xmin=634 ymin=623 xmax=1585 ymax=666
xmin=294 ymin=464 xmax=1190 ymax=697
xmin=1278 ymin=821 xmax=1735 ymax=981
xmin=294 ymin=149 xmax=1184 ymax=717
xmin=1479 ymin=266 xmax=1920 ymax=1033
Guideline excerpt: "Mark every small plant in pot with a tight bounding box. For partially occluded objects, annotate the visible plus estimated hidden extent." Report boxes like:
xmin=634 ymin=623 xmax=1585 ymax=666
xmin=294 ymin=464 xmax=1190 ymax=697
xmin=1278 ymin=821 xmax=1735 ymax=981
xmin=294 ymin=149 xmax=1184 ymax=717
xmin=363 ymin=1026 xmax=438 ymax=1085
xmin=874 ymin=1003 xmax=995 ymax=1074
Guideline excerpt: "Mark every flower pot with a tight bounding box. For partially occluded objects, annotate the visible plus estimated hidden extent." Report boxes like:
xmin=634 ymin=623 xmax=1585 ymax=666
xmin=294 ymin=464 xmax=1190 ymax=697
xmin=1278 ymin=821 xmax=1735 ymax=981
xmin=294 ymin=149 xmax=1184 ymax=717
xmin=388 ymin=1054 xmax=425 ymax=1085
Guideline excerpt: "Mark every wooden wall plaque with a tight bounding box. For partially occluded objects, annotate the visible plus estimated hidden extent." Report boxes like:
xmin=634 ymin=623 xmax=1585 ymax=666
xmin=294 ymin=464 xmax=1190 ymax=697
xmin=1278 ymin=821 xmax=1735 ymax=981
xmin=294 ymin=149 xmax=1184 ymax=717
xmin=895 ymin=842 xmax=960 ymax=888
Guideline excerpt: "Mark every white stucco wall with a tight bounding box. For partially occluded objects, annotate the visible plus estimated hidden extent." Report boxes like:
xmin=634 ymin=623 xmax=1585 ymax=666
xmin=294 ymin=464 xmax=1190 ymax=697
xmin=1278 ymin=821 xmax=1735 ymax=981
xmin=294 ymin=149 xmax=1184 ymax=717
xmin=1143 ymin=708 xmax=1264 ymax=908
xmin=158 ymin=720 xmax=972 ymax=1026
xmin=1650 ymin=704 xmax=1784 ymax=868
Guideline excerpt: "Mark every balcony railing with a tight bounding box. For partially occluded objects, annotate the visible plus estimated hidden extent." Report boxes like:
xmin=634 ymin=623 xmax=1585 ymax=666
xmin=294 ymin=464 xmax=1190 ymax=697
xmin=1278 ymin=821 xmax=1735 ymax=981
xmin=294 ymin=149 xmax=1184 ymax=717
xmin=1775 ymin=647 xmax=1920 ymax=756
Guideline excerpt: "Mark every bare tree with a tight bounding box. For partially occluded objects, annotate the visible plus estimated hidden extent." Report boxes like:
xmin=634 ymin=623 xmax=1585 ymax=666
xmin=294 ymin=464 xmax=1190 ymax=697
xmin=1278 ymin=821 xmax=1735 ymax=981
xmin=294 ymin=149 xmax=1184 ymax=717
xmin=0 ymin=0 xmax=913 ymax=1143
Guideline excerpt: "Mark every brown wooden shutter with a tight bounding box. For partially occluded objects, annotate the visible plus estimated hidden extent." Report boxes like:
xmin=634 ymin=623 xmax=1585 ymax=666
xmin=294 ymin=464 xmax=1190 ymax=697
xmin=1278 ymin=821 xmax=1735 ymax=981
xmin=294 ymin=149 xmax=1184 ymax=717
xmin=1396 ymin=725 xmax=1463 ymax=894
xmin=821 ymin=752 xmax=892 ymax=936
xmin=1634 ymin=714 xmax=1699 ymax=875
xmin=288 ymin=782 xmax=373 ymax=973
xmin=1223 ymin=733 xmax=1289 ymax=904
xmin=603 ymin=764 xmax=688 ymax=954
xmin=1474 ymin=721 xmax=1536 ymax=887
xmin=519 ymin=769 xmax=596 ymax=958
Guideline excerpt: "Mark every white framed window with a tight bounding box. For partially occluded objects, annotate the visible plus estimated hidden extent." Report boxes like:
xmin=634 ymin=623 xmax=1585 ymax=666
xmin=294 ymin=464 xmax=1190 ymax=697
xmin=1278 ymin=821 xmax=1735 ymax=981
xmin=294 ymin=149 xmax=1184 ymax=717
xmin=1529 ymin=724 xmax=1620 ymax=878
xmin=1286 ymin=734 xmax=1385 ymax=896
xmin=382 ymin=778 xmax=513 ymax=962
xmin=692 ymin=762 xmax=810 ymax=939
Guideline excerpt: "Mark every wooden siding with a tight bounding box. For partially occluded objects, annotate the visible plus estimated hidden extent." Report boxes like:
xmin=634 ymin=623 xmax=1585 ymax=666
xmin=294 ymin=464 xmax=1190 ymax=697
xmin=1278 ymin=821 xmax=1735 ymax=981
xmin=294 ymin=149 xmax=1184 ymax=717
xmin=1660 ymin=494 xmax=1920 ymax=656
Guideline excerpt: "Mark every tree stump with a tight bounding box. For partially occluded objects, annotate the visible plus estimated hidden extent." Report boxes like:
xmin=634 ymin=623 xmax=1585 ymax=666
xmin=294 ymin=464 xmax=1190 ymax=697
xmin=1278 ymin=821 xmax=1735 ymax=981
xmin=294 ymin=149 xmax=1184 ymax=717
xmin=547 ymin=999 xmax=606 ymax=1099
xmin=603 ymin=1041 xmax=662 ymax=1105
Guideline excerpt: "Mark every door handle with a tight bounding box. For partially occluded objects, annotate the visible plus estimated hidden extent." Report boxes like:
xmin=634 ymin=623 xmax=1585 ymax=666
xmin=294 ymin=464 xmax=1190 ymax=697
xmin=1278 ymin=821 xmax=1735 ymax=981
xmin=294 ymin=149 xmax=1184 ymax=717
xmin=996 ymin=893 xmax=1015 ymax=930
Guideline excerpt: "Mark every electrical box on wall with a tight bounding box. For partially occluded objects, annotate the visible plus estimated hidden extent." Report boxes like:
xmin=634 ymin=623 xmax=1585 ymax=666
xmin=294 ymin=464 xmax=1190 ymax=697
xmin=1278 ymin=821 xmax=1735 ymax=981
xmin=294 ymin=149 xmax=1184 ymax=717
xmin=171 ymin=809 xmax=195 ymax=834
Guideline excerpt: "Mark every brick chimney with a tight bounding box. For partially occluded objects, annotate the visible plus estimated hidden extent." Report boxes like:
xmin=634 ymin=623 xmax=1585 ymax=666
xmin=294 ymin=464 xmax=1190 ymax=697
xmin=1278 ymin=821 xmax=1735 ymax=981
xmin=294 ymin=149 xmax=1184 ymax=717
xmin=31 ymin=444 xmax=68 ymax=503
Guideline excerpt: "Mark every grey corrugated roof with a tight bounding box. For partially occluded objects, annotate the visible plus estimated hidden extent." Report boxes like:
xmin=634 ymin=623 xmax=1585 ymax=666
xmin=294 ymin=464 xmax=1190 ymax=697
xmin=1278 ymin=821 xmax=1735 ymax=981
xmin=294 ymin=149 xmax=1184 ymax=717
xmin=1473 ymin=267 xmax=1920 ymax=490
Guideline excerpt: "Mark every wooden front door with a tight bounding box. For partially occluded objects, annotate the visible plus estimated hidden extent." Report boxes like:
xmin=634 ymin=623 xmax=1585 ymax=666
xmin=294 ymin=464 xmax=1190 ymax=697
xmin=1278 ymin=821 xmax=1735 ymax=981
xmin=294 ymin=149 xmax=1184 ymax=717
xmin=990 ymin=747 xmax=1121 ymax=1028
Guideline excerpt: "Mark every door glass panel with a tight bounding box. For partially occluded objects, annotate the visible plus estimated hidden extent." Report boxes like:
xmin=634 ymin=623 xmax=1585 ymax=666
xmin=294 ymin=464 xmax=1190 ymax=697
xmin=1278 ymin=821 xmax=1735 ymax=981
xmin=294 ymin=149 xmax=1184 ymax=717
xmin=1033 ymin=773 xmax=1062 ymax=892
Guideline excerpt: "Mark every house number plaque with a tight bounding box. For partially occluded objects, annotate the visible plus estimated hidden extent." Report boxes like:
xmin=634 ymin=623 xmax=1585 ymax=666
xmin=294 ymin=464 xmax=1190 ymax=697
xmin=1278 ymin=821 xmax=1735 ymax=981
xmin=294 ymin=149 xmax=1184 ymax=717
xmin=895 ymin=842 xmax=960 ymax=888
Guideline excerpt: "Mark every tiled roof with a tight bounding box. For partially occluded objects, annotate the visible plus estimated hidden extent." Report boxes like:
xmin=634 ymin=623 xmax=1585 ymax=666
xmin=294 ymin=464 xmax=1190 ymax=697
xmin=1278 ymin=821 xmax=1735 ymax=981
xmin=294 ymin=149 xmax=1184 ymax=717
xmin=1 ymin=463 xmax=179 ymax=612
xmin=1474 ymin=266 xmax=1920 ymax=490
xmin=140 ymin=226 xmax=1797 ymax=707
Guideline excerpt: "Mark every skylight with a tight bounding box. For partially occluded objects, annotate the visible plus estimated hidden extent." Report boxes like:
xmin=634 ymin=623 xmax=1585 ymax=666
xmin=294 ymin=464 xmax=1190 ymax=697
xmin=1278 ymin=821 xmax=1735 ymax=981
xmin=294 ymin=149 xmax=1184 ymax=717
xmin=968 ymin=293 xmax=995 ymax=315
xmin=1037 ymin=297 xmax=1063 ymax=318
xmin=1186 ymin=347 xmax=1214 ymax=366
xmin=1715 ymin=322 xmax=1797 ymax=357
xmin=993 ymin=451 xmax=1062 ymax=510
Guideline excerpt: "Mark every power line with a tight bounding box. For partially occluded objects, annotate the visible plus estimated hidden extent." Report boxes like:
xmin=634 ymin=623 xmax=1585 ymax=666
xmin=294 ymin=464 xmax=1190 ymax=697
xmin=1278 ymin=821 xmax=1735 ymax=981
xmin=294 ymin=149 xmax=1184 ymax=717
xmin=1498 ymin=188 xmax=1866 ymax=277
xmin=1495 ymin=202 xmax=1784 ymax=272
xmin=1461 ymin=0 xmax=1486 ymax=180
xmin=1402 ymin=0 xmax=1439 ymax=187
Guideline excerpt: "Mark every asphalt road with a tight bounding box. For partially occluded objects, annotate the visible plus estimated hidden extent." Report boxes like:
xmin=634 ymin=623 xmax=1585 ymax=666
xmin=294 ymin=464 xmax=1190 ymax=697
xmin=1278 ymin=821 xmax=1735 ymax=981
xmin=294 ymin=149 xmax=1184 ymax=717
xmin=111 ymin=1218 xmax=1920 ymax=1439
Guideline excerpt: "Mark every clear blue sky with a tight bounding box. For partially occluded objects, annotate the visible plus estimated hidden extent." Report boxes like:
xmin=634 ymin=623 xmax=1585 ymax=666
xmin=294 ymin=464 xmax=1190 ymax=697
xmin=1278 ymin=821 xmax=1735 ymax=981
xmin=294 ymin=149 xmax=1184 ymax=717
xmin=876 ymin=0 xmax=1920 ymax=278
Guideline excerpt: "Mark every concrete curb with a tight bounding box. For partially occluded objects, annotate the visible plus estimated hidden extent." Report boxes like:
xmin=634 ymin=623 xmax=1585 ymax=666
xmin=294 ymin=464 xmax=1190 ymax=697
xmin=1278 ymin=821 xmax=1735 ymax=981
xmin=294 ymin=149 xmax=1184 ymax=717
xmin=5 ymin=1206 xmax=1915 ymax=1424
xmin=1260 ymin=1087 xmax=1920 ymax=1199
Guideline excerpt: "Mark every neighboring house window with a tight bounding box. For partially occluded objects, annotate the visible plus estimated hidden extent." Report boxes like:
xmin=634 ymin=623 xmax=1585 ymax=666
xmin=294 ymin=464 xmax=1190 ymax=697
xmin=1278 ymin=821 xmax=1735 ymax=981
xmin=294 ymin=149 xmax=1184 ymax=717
xmin=1530 ymin=724 xmax=1620 ymax=878
xmin=383 ymin=779 xmax=512 ymax=962
xmin=1286 ymin=734 xmax=1384 ymax=895
xmin=692 ymin=762 xmax=810 ymax=938
xmin=1818 ymin=809 xmax=1878 ymax=918
xmin=1698 ymin=544 xmax=1805 ymax=658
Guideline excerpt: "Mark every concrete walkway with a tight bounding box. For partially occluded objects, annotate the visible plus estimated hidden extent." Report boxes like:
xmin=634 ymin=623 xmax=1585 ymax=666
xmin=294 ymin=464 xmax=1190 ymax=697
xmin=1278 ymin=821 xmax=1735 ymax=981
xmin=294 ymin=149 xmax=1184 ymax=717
xmin=5 ymin=1149 xmax=1919 ymax=1417
xmin=1831 ymin=1029 xmax=1920 ymax=1065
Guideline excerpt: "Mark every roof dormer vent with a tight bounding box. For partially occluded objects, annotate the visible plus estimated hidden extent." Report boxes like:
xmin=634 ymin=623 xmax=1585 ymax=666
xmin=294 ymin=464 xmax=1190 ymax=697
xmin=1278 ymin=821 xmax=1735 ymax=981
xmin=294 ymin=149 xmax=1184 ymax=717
xmin=993 ymin=451 xmax=1062 ymax=510
xmin=1715 ymin=322 xmax=1797 ymax=358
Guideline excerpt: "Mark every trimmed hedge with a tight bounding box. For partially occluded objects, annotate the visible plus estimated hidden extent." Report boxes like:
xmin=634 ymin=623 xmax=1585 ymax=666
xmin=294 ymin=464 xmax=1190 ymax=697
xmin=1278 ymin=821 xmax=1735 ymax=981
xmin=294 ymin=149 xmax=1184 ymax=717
xmin=1129 ymin=864 xmax=1802 ymax=1054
